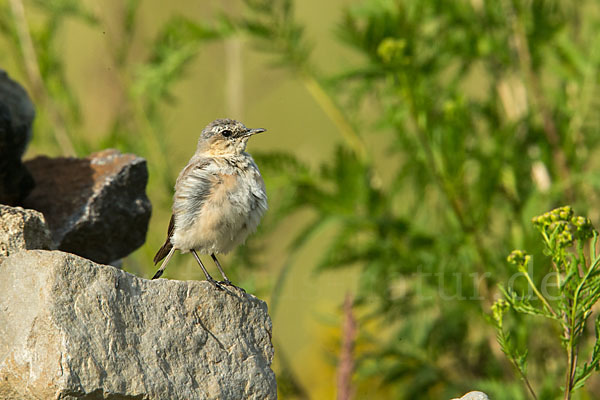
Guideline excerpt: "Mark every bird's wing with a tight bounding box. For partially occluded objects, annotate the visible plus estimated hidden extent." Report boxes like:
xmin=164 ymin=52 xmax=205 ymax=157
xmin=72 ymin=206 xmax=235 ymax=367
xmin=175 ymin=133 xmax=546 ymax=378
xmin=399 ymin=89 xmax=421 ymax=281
xmin=153 ymin=214 xmax=175 ymax=265
xmin=172 ymin=158 xmax=215 ymax=231
xmin=153 ymin=158 xmax=213 ymax=265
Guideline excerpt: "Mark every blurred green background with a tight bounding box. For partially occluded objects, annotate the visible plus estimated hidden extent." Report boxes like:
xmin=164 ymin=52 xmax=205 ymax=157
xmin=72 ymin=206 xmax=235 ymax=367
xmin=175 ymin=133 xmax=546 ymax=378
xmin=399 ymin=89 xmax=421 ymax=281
xmin=3 ymin=0 xmax=600 ymax=398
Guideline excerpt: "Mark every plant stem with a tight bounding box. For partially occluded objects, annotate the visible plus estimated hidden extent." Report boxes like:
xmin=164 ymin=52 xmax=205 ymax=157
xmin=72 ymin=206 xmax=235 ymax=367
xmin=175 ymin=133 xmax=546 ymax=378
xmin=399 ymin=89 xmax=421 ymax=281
xmin=337 ymin=293 xmax=356 ymax=400
xmin=225 ymin=37 xmax=243 ymax=118
xmin=564 ymin=342 xmax=574 ymax=400
xmin=519 ymin=366 xmax=539 ymax=400
xmin=9 ymin=0 xmax=76 ymax=156
xmin=524 ymin=272 xmax=558 ymax=317
xmin=523 ymin=271 xmax=558 ymax=318
xmin=563 ymin=253 xmax=599 ymax=398
xmin=500 ymin=327 xmax=539 ymax=400
xmin=502 ymin=0 xmax=572 ymax=199
xmin=564 ymin=295 xmax=577 ymax=400
xmin=301 ymin=74 xmax=369 ymax=163
xmin=401 ymin=81 xmax=493 ymax=304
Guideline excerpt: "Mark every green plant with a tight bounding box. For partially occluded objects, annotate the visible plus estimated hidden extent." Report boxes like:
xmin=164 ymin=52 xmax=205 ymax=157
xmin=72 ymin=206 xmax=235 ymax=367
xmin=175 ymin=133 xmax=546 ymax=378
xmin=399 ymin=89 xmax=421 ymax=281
xmin=227 ymin=0 xmax=600 ymax=398
xmin=225 ymin=0 xmax=600 ymax=398
xmin=494 ymin=206 xmax=600 ymax=400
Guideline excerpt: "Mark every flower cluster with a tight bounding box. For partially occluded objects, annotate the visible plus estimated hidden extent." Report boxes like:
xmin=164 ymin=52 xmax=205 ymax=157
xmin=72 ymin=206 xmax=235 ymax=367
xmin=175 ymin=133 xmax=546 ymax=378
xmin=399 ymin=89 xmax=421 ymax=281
xmin=531 ymin=205 xmax=573 ymax=229
xmin=377 ymin=37 xmax=408 ymax=65
xmin=507 ymin=250 xmax=530 ymax=269
xmin=492 ymin=299 xmax=509 ymax=326
xmin=572 ymin=215 xmax=595 ymax=240
xmin=531 ymin=206 xmax=596 ymax=248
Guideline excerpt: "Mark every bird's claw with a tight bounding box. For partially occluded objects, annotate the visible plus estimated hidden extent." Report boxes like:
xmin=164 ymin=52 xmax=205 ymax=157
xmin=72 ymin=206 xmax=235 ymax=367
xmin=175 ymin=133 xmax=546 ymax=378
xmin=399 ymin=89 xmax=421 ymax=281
xmin=207 ymin=278 xmax=226 ymax=291
xmin=219 ymin=279 xmax=245 ymax=292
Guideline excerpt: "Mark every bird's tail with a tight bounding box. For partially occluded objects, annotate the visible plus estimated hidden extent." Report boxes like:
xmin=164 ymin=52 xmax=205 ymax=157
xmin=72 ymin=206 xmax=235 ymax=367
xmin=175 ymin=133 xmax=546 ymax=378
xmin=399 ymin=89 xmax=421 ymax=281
xmin=153 ymin=214 xmax=175 ymax=265
xmin=151 ymin=247 xmax=175 ymax=279
xmin=153 ymin=240 xmax=173 ymax=265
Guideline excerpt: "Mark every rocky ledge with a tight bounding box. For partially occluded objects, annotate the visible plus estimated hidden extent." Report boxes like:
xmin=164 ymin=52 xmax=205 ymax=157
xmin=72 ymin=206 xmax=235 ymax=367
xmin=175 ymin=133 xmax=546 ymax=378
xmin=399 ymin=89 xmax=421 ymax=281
xmin=0 ymin=209 xmax=276 ymax=400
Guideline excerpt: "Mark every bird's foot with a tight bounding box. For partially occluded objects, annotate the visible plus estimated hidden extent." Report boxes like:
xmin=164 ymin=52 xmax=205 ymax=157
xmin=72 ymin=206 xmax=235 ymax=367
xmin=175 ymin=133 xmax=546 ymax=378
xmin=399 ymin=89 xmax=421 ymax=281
xmin=207 ymin=277 xmax=226 ymax=291
xmin=219 ymin=279 xmax=245 ymax=293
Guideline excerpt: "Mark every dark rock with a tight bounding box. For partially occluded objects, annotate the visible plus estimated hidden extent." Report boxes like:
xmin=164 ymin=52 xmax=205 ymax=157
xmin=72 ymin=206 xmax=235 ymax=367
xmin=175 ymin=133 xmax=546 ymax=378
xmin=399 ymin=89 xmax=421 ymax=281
xmin=22 ymin=149 xmax=152 ymax=264
xmin=0 ymin=69 xmax=35 ymax=205
xmin=0 ymin=205 xmax=52 ymax=263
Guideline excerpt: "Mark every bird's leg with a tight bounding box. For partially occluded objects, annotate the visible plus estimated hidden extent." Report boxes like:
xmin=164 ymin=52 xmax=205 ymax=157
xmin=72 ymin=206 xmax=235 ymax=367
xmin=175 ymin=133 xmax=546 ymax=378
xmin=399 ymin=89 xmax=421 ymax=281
xmin=151 ymin=247 xmax=176 ymax=280
xmin=191 ymin=250 xmax=224 ymax=290
xmin=211 ymin=254 xmax=232 ymax=285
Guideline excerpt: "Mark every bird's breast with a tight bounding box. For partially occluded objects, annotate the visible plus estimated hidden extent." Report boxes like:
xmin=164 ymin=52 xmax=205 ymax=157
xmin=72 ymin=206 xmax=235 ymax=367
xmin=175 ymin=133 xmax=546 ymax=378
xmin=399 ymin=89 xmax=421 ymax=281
xmin=171 ymin=159 xmax=267 ymax=253
xmin=210 ymin=172 xmax=239 ymax=204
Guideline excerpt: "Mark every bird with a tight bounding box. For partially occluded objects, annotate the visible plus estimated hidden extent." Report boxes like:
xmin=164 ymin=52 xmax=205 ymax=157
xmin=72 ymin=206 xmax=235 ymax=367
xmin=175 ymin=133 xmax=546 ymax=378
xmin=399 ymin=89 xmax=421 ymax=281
xmin=151 ymin=118 xmax=268 ymax=288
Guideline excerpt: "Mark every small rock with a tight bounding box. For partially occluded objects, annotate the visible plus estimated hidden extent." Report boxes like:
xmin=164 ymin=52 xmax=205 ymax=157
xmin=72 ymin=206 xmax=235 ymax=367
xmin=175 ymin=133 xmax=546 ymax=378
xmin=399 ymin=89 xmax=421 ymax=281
xmin=22 ymin=149 xmax=152 ymax=264
xmin=0 ymin=69 xmax=35 ymax=205
xmin=0 ymin=205 xmax=52 ymax=263
xmin=451 ymin=391 xmax=490 ymax=400
xmin=0 ymin=250 xmax=277 ymax=399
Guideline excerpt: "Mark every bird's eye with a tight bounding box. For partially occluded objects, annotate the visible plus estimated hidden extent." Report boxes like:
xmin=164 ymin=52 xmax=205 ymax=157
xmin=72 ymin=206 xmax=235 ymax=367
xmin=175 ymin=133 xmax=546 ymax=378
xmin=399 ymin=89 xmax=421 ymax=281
xmin=221 ymin=129 xmax=232 ymax=138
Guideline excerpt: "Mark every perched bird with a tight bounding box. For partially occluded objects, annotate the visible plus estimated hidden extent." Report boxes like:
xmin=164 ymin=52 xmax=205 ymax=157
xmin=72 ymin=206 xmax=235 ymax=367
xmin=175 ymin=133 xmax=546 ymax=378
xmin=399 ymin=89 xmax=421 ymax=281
xmin=152 ymin=118 xmax=268 ymax=288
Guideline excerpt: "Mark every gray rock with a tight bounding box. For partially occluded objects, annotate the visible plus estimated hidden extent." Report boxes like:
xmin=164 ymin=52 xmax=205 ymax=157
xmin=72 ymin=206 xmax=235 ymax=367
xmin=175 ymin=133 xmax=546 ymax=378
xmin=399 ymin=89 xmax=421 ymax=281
xmin=0 ymin=250 xmax=277 ymax=399
xmin=0 ymin=205 xmax=52 ymax=263
xmin=451 ymin=391 xmax=490 ymax=400
xmin=22 ymin=149 xmax=152 ymax=264
xmin=0 ymin=69 xmax=35 ymax=205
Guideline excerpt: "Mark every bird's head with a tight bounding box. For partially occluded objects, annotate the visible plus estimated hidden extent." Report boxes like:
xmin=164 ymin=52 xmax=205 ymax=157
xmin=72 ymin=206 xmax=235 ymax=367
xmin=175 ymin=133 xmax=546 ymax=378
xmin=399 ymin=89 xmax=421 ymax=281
xmin=196 ymin=118 xmax=265 ymax=156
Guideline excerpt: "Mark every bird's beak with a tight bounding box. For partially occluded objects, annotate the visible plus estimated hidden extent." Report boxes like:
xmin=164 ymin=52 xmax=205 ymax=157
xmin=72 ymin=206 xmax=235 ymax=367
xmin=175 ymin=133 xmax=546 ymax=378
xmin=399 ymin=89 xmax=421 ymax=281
xmin=244 ymin=128 xmax=266 ymax=137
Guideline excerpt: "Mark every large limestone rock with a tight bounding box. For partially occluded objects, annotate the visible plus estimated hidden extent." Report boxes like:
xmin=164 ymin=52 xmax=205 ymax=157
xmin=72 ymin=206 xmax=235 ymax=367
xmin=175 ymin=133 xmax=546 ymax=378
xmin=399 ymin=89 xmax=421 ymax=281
xmin=0 ymin=250 xmax=277 ymax=399
xmin=0 ymin=69 xmax=35 ymax=205
xmin=23 ymin=149 xmax=152 ymax=264
xmin=0 ymin=205 xmax=52 ymax=263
